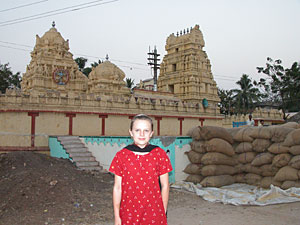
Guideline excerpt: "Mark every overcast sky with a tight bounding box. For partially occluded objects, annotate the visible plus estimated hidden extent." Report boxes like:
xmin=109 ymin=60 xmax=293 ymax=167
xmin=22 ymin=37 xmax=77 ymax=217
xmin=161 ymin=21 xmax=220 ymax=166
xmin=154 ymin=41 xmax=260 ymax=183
xmin=1 ymin=0 xmax=299 ymax=90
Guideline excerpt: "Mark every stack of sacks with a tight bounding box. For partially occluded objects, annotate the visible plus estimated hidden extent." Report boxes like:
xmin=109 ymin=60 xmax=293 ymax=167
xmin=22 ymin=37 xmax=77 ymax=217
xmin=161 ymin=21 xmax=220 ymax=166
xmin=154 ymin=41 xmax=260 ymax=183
xmin=186 ymin=126 xmax=237 ymax=187
xmin=186 ymin=122 xmax=300 ymax=189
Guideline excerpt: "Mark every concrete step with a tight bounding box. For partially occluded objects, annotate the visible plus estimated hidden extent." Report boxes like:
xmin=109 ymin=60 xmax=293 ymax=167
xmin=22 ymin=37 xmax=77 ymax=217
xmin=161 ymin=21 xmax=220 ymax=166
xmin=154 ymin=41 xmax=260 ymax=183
xmin=78 ymin=166 xmax=103 ymax=171
xmin=57 ymin=136 xmax=80 ymax=141
xmin=71 ymin=156 xmax=95 ymax=162
xmin=75 ymin=161 xmax=100 ymax=167
xmin=66 ymin=148 xmax=88 ymax=153
xmin=69 ymin=152 xmax=93 ymax=157
xmin=59 ymin=140 xmax=83 ymax=145
xmin=62 ymin=143 xmax=86 ymax=148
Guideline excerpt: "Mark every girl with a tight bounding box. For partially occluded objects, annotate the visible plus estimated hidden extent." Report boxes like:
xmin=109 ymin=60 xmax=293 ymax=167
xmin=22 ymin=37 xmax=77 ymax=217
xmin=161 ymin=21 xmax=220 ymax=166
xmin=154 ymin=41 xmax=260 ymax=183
xmin=109 ymin=114 xmax=173 ymax=225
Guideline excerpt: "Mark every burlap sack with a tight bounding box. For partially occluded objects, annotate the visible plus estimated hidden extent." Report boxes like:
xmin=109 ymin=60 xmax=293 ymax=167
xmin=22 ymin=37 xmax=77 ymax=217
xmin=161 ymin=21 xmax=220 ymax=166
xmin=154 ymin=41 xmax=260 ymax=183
xmin=234 ymin=173 xmax=246 ymax=183
xmin=237 ymin=152 xmax=257 ymax=164
xmin=281 ymin=181 xmax=300 ymax=190
xmin=251 ymin=152 xmax=274 ymax=166
xmin=235 ymin=142 xmax=253 ymax=153
xmin=190 ymin=140 xmax=206 ymax=153
xmin=200 ymin=175 xmax=235 ymax=188
xmin=274 ymin=166 xmax=299 ymax=182
xmin=260 ymin=164 xmax=279 ymax=177
xmin=272 ymin=153 xmax=292 ymax=168
xmin=183 ymin=163 xmax=202 ymax=175
xmin=289 ymin=155 xmax=300 ymax=169
xmin=250 ymin=127 xmax=273 ymax=139
xmin=201 ymin=152 xmax=237 ymax=166
xmin=252 ymin=139 xmax=272 ymax=152
xmin=245 ymin=173 xmax=262 ymax=185
xmin=283 ymin=129 xmax=300 ymax=147
xmin=260 ymin=177 xmax=282 ymax=189
xmin=241 ymin=163 xmax=262 ymax=175
xmin=280 ymin=122 xmax=299 ymax=129
xmin=198 ymin=126 xmax=234 ymax=144
xmin=187 ymin=126 xmax=201 ymax=140
xmin=185 ymin=150 xmax=203 ymax=164
xmin=271 ymin=127 xmax=294 ymax=143
xmin=226 ymin=127 xmax=242 ymax=138
xmin=201 ymin=165 xmax=237 ymax=176
xmin=260 ymin=177 xmax=273 ymax=189
xmin=233 ymin=127 xmax=254 ymax=142
xmin=185 ymin=174 xmax=203 ymax=184
xmin=204 ymin=138 xmax=235 ymax=156
xmin=268 ymin=142 xmax=290 ymax=154
xmin=289 ymin=145 xmax=300 ymax=155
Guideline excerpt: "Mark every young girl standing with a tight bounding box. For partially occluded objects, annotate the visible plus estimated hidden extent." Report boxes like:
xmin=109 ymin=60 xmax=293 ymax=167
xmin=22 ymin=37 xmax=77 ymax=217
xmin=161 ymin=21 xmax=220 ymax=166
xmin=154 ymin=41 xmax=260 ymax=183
xmin=109 ymin=114 xmax=173 ymax=225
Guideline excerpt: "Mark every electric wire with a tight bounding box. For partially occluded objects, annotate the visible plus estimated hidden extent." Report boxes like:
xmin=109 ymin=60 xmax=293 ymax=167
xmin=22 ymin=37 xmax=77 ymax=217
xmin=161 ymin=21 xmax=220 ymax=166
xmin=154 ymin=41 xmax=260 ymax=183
xmin=0 ymin=0 xmax=118 ymax=27
xmin=0 ymin=0 xmax=49 ymax=13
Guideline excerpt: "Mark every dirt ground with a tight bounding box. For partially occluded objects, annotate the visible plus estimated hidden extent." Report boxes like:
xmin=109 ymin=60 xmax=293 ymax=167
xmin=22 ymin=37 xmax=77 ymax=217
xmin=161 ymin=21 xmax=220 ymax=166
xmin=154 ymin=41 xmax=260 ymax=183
xmin=1 ymin=152 xmax=300 ymax=225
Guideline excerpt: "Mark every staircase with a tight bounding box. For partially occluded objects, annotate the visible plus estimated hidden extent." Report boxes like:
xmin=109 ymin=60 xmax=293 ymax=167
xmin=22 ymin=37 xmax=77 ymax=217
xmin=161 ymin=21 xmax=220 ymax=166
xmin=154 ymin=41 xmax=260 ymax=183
xmin=57 ymin=136 xmax=103 ymax=171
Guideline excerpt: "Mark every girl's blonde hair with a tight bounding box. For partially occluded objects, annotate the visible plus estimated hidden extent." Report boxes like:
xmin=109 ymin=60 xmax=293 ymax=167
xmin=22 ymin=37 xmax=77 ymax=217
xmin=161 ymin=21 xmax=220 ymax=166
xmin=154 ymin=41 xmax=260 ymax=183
xmin=130 ymin=114 xmax=153 ymax=131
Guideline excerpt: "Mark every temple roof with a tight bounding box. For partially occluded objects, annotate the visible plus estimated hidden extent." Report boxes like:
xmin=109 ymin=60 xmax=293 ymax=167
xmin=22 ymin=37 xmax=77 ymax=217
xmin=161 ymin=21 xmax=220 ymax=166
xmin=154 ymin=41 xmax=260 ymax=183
xmin=89 ymin=60 xmax=125 ymax=81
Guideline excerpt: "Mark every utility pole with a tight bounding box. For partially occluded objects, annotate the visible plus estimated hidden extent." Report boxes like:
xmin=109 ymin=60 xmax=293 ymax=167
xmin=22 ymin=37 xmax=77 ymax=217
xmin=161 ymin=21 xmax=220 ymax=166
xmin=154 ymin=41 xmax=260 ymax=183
xmin=147 ymin=46 xmax=160 ymax=91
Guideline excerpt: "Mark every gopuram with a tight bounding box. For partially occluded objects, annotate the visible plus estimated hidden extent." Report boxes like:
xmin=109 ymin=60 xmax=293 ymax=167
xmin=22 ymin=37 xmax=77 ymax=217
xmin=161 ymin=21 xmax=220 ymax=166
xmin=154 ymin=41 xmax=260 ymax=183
xmin=0 ymin=24 xmax=283 ymax=152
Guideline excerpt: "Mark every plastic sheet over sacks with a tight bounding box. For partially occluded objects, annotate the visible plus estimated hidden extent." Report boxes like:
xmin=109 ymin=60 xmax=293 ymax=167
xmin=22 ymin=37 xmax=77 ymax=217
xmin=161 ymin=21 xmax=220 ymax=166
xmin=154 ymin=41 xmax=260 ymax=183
xmin=171 ymin=181 xmax=300 ymax=206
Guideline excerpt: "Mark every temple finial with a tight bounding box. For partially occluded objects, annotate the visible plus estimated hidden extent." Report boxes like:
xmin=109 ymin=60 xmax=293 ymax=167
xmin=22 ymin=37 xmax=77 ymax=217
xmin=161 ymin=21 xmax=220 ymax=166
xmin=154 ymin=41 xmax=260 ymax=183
xmin=52 ymin=21 xmax=55 ymax=28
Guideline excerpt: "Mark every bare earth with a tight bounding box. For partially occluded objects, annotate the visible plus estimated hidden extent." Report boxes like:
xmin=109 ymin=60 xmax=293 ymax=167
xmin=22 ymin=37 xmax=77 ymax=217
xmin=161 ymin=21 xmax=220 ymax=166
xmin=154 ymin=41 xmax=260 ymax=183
xmin=1 ymin=152 xmax=299 ymax=225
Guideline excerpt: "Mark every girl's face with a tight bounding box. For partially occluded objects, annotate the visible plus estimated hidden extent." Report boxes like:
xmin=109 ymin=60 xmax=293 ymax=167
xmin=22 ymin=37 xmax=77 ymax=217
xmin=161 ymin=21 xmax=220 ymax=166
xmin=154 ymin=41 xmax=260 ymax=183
xmin=129 ymin=119 xmax=153 ymax=148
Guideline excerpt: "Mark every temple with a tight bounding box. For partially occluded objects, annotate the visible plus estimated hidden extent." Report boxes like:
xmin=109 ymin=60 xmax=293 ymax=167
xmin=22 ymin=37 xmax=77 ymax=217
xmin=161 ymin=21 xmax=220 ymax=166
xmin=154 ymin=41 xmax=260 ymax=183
xmin=0 ymin=24 xmax=283 ymax=151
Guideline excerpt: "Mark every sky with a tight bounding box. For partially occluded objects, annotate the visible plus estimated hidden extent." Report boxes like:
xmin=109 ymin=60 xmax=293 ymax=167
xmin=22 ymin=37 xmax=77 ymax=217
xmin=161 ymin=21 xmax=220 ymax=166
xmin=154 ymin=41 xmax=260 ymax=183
xmin=0 ymin=0 xmax=299 ymax=90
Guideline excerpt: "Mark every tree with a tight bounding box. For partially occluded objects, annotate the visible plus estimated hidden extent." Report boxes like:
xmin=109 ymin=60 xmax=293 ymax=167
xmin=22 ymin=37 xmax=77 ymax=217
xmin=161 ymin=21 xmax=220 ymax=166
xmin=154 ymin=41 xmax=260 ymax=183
xmin=0 ymin=62 xmax=22 ymax=94
xmin=218 ymin=89 xmax=234 ymax=115
xmin=75 ymin=57 xmax=102 ymax=77
xmin=125 ymin=77 xmax=134 ymax=89
xmin=74 ymin=57 xmax=87 ymax=72
xmin=256 ymin=58 xmax=300 ymax=119
xmin=232 ymin=74 xmax=262 ymax=114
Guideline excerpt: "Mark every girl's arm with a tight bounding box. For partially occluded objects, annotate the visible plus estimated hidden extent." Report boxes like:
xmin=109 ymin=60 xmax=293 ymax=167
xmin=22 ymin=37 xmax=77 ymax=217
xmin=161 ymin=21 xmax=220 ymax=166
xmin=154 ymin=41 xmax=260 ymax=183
xmin=113 ymin=175 xmax=122 ymax=225
xmin=159 ymin=173 xmax=170 ymax=213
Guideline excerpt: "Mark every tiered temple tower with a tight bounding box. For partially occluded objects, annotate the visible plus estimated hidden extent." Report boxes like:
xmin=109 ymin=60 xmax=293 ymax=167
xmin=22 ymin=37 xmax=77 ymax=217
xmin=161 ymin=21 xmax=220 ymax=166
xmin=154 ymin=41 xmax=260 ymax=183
xmin=21 ymin=22 xmax=88 ymax=95
xmin=158 ymin=25 xmax=220 ymax=109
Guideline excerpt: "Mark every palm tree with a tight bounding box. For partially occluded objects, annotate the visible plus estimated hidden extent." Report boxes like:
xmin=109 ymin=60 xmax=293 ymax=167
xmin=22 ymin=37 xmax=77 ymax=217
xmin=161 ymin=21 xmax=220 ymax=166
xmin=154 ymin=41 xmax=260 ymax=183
xmin=125 ymin=78 xmax=135 ymax=89
xmin=232 ymin=74 xmax=261 ymax=114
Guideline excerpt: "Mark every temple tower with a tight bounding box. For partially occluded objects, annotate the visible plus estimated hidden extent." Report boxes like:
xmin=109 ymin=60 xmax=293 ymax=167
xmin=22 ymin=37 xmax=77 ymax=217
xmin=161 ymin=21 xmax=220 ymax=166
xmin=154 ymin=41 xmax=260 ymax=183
xmin=158 ymin=25 xmax=220 ymax=108
xmin=21 ymin=22 xmax=88 ymax=95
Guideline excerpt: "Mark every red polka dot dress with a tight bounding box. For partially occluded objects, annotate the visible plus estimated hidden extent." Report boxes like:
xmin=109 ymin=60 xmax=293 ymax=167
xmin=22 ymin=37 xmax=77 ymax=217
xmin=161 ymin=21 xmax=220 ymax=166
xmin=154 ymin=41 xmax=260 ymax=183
xmin=109 ymin=145 xmax=173 ymax=225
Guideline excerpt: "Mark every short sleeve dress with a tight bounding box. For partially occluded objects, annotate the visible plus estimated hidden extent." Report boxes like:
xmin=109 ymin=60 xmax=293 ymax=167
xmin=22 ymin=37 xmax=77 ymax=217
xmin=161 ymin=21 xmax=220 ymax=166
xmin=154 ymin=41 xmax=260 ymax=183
xmin=109 ymin=145 xmax=173 ymax=225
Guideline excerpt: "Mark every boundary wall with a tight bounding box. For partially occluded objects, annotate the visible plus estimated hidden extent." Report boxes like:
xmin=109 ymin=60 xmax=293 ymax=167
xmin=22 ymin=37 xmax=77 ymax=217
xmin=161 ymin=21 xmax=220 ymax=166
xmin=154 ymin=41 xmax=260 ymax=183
xmin=49 ymin=136 xmax=192 ymax=183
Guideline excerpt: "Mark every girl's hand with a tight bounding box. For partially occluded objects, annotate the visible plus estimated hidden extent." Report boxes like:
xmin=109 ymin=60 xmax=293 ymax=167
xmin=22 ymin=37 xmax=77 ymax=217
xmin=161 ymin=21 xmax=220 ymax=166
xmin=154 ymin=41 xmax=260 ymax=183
xmin=114 ymin=216 xmax=121 ymax=225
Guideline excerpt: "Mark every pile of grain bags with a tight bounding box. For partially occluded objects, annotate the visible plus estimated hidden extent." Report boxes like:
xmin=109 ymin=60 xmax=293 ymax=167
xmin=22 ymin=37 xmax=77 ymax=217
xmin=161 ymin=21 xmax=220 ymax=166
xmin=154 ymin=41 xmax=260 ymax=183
xmin=186 ymin=122 xmax=300 ymax=189
xmin=186 ymin=126 xmax=237 ymax=187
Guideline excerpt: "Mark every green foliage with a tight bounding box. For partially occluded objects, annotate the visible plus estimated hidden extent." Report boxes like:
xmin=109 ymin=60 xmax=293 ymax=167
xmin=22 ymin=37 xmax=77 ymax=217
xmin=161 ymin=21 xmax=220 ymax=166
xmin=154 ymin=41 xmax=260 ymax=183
xmin=0 ymin=62 xmax=22 ymax=94
xmin=256 ymin=57 xmax=300 ymax=119
xmin=232 ymin=74 xmax=262 ymax=115
xmin=125 ymin=77 xmax=135 ymax=89
xmin=74 ymin=57 xmax=102 ymax=77
xmin=218 ymin=89 xmax=234 ymax=115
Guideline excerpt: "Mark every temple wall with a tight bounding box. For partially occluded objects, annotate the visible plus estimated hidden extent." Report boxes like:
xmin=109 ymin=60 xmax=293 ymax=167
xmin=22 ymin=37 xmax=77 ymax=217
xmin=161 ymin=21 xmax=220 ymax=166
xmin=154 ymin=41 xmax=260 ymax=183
xmin=0 ymin=112 xmax=31 ymax=147
xmin=73 ymin=114 xmax=101 ymax=136
xmin=0 ymin=110 xmax=220 ymax=150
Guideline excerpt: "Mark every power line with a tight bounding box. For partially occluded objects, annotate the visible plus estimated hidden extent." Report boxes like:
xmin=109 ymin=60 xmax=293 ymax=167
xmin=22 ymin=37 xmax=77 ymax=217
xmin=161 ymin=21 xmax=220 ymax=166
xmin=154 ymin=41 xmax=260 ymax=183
xmin=0 ymin=0 xmax=118 ymax=27
xmin=0 ymin=0 xmax=104 ymax=24
xmin=0 ymin=44 xmax=29 ymax=52
xmin=0 ymin=0 xmax=48 ymax=13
